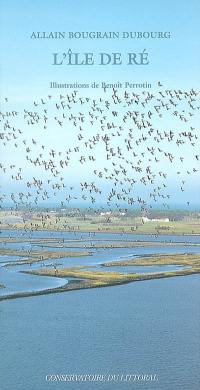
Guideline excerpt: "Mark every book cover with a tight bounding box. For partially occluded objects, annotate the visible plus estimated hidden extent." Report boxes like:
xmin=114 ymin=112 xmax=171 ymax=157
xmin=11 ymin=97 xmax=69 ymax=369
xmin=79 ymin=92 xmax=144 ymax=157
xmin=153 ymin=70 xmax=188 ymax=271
xmin=0 ymin=1 xmax=199 ymax=390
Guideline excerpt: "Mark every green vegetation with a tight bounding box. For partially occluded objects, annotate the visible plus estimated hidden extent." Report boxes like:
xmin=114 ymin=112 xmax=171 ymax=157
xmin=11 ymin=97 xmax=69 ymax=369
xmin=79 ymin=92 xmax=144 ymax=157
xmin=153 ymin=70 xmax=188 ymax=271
xmin=25 ymin=253 xmax=200 ymax=283
xmin=1 ymin=253 xmax=199 ymax=301
xmin=14 ymin=241 xmax=200 ymax=249
xmin=102 ymin=253 xmax=200 ymax=267
xmin=23 ymin=253 xmax=200 ymax=291
xmin=0 ymin=248 xmax=90 ymax=266
xmin=1 ymin=208 xmax=200 ymax=235
xmin=25 ymin=266 xmax=134 ymax=283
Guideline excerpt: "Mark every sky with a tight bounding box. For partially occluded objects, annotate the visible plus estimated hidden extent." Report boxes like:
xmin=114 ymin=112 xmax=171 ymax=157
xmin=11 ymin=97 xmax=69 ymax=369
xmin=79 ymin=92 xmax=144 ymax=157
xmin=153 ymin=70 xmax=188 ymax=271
xmin=1 ymin=0 xmax=200 ymax=96
xmin=0 ymin=0 xmax=200 ymax=208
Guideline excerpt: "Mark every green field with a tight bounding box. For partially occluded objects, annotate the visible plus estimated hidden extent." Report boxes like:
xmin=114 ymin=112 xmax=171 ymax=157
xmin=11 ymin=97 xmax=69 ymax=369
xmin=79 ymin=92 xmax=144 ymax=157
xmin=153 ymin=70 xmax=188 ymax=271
xmin=1 ymin=208 xmax=200 ymax=235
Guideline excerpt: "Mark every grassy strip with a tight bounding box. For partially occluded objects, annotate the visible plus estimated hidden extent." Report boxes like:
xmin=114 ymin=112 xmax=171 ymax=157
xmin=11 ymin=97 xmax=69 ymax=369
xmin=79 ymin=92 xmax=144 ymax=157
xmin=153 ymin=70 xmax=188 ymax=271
xmin=0 ymin=237 xmax=134 ymax=243
xmin=0 ymin=264 xmax=199 ymax=302
xmin=22 ymin=253 xmax=200 ymax=288
xmin=32 ymin=242 xmax=200 ymax=249
xmin=1 ymin=218 xmax=200 ymax=235
xmin=1 ymin=236 xmax=200 ymax=249
xmin=0 ymin=248 xmax=90 ymax=266
xmin=102 ymin=253 xmax=200 ymax=267
xmin=0 ymin=253 xmax=199 ymax=301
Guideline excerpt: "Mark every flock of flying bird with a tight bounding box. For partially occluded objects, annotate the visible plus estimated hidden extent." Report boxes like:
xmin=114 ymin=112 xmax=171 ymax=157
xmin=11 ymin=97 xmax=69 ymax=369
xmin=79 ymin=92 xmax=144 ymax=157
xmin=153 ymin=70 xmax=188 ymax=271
xmin=0 ymin=84 xmax=200 ymax=215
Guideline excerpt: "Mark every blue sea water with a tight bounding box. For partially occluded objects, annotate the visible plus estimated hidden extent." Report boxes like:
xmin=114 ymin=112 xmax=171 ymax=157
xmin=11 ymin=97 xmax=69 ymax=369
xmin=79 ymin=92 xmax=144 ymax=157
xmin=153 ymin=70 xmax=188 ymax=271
xmin=0 ymin=232 xmax=199 ymax=390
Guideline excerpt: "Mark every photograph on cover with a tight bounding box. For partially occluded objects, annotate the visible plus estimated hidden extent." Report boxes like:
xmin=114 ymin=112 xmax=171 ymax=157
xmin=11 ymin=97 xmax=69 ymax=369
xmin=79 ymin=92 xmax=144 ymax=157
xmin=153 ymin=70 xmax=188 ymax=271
xmin=0 ymin=1 xmax=199 ymax=390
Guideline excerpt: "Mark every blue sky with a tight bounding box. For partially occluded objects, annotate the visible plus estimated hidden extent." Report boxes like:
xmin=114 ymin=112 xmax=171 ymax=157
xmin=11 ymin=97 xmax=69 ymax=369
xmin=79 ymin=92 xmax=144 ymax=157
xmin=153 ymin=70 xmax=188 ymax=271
xmin=1 ymin=0 xmax=200 ymax=97
xmin=0 ymin=0 xmax=200 ymax=208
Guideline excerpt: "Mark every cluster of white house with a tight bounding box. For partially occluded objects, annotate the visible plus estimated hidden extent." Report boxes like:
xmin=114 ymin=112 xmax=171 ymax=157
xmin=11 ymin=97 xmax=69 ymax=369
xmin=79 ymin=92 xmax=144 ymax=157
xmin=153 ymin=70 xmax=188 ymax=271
xmin=141 ymin=217 xmax=169 ymax=223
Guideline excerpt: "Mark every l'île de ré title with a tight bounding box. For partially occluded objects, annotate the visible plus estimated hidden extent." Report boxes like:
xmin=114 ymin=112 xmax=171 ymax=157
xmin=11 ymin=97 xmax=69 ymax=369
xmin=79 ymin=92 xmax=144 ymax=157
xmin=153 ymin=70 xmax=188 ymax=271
xmin=52 ymin=49 xmax=150 ymax=66
xmin=30 ymin=31 xmax=172 ymax=66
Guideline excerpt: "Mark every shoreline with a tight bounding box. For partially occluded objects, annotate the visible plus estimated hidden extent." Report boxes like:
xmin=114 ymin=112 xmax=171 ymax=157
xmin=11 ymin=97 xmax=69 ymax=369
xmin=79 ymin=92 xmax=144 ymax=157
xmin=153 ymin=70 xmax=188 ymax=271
xmin=0 ymin=252 xmax=199 ymax=301
xmin=1 ymin=227 xmax=200 ymax=236
xmin=0 ymin=269 xmax=199 ymax=302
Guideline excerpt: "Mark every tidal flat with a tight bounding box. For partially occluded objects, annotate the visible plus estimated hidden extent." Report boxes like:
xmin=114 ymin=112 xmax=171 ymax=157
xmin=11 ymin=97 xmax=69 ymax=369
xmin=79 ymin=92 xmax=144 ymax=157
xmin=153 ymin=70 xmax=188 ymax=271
xmin=1 ymin=236 xmax=200 ymax=249
xmin=25 ymin=253 xmax=200 ymax=284
xmin=102 ymin=253 xmax=200 ymax=267
xmin=0 ymin=247 xmax=90 ymax=266
xmin=1 ymin=253 xmax=199 ymax=301
xmin=0 ymin=229 xmax=200 ymax=302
